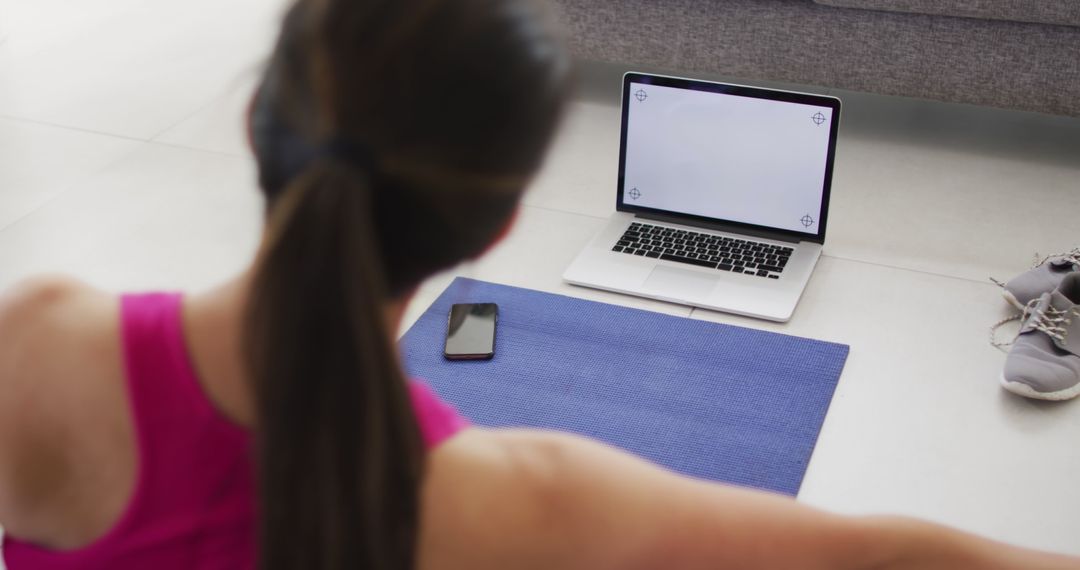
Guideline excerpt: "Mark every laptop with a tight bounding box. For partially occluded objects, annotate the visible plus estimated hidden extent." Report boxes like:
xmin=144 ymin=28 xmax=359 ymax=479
xmin=563 ymin=72 xmax=841 ymax=322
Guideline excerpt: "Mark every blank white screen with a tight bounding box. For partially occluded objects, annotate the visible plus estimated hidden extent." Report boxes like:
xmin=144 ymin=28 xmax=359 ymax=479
xmin=623 ymin=82 xmax=833 ymax=234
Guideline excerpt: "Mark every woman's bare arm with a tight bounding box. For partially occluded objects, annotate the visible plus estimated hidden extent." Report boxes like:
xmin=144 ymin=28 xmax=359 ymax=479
xmin=419 ymin=428 xmax=1080 ymax=570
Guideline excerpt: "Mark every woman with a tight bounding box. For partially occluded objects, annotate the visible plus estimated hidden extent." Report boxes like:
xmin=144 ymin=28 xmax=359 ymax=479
xmin=0 ymin=0 xmax=1076 ymax=568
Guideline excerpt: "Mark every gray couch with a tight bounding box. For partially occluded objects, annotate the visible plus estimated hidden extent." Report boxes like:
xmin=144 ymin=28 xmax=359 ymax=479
xmin=549 ymin=0 xmax=1080 ymax=117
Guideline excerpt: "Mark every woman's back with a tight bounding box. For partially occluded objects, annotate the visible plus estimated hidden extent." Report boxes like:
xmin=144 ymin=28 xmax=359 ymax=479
xmin=4 ymin=290 xmax=255 ymax=569
xmin=0 ymin=282 xmax=473 ymax=568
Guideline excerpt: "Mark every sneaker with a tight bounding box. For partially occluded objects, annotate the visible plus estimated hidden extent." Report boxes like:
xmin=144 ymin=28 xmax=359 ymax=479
xmin=1001 ymin=249 xmax=1080 ymax=309
xmin=1001 ymin=272 xmax=1080 ymax=401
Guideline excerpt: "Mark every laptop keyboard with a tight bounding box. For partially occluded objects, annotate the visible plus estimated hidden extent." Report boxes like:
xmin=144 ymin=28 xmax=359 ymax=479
xmin=612 ymin=222 xmax=793 ymax=279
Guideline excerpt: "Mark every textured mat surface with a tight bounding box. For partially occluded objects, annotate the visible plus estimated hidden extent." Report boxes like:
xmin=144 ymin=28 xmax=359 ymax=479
xmin=400 ymin=278 xmax=849 ymax=496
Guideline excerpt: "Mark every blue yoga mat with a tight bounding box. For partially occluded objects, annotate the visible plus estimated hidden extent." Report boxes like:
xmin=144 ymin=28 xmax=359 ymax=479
xmin=400 ymin=278 xmax=849 ymax=496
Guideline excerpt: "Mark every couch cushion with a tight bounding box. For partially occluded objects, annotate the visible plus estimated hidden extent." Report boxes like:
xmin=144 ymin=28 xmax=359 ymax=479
xmin=813 ymin=0 xmax=1080 ymax=28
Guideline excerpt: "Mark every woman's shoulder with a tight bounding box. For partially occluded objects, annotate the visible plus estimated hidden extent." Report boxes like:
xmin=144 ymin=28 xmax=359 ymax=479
xmin=0 ymin=274 xmax=119 ymax=331
xmin=0 ymin=274 xmax=93 ymax=318
xmin=0 ymin=275 xmax=114 ymax=380
xmin=0 ymin=275 xmax=128 ymax=545
xmin=0 ymin=275 xmax=116 ymax=381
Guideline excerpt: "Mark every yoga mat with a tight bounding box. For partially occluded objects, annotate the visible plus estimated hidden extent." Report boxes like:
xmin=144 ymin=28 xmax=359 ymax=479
xmin=400 ymin=278 xmax=849 ymax=496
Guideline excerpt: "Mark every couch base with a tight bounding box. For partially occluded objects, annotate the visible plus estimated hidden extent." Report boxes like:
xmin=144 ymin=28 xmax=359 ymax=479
xmin=550 ymin=0 xmax=1080 ymax=117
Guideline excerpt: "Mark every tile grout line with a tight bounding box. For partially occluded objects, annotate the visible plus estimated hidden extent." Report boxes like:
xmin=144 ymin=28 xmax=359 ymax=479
xmin=145 ymin=69 xmax=262 ymax=143
xmin=146 ymin=139 xmax=249 ymax=159
xmin=0 ymin=114 xmax=252 ymax=160
xmin=819 ymin=252 xmax=1002 ymax=287
xmin=518 ymin=202 xmax=609 ymax=221
xmin=145 ymin=63 xmax=265 ymax=143
xmin=0 ymin=112 xmax=252 ymax=163
xmin=0 ymin=140 xmax=148 ymax=238
xmin=0 ymin=113 xmax=150 ymax=143
xmin=1 ymin=111 xmax=252 ymax=159
xmin=0 ymin=130 xmax=254 ymax=240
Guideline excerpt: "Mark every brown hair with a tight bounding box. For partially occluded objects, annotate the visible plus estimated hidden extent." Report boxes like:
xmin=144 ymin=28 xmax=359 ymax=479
xmin=244 ymin=0 xmax=571 ymax=569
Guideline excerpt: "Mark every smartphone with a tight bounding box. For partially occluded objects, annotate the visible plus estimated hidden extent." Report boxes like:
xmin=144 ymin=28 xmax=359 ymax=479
xmin=444 ymin=303 xmax=498 ymax=360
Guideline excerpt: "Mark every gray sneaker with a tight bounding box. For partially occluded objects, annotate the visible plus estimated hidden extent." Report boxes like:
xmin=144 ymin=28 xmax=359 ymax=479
xmin=1001 ymin=249 xmax=1080 ymax=309
xmin=1001 ymin=272 xmax=1080 ymax=401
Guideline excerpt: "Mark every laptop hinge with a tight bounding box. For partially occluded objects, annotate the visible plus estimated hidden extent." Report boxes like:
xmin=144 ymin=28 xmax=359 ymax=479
xmin=634 ymin=212 xmax=804 ymax=244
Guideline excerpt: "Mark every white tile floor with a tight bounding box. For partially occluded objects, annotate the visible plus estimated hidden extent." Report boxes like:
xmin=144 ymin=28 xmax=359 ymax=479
xmin=2 ymin=0 xmax=1079 ymax=561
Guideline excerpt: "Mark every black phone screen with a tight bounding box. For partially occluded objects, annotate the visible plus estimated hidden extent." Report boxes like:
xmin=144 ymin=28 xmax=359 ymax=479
xmin=444 ymin=303 xmax=498 ymax=360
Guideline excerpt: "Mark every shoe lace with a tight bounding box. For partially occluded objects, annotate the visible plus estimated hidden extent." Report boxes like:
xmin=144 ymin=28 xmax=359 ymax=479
xmin=989 ymin=247 xmax=1080 ymax=289
xmin=1032 ymin=247 xmax=1080 ymax=270
xmin=989 ymin=299 xmax=1080 ymax=350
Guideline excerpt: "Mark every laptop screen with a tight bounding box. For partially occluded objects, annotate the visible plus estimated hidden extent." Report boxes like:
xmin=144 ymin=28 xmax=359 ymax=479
xmin=617 ymin=74 xmax=840 ymax=241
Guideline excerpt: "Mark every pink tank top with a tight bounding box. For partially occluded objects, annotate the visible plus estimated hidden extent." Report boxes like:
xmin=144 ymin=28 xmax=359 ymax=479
xmin=3 ymin=292 xmax=468 ymax=569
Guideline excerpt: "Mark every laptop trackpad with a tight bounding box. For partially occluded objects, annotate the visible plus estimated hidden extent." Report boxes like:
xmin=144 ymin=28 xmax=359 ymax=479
xmin=642 ymin=266 xmax=716 ymax=299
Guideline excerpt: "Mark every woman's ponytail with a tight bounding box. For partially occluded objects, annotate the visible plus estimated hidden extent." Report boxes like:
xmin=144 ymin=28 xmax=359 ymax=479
xmin=243 ymin=0 xmax=572 ymax=566
xmin=245 ymin=159 xmax=423 ymax=570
